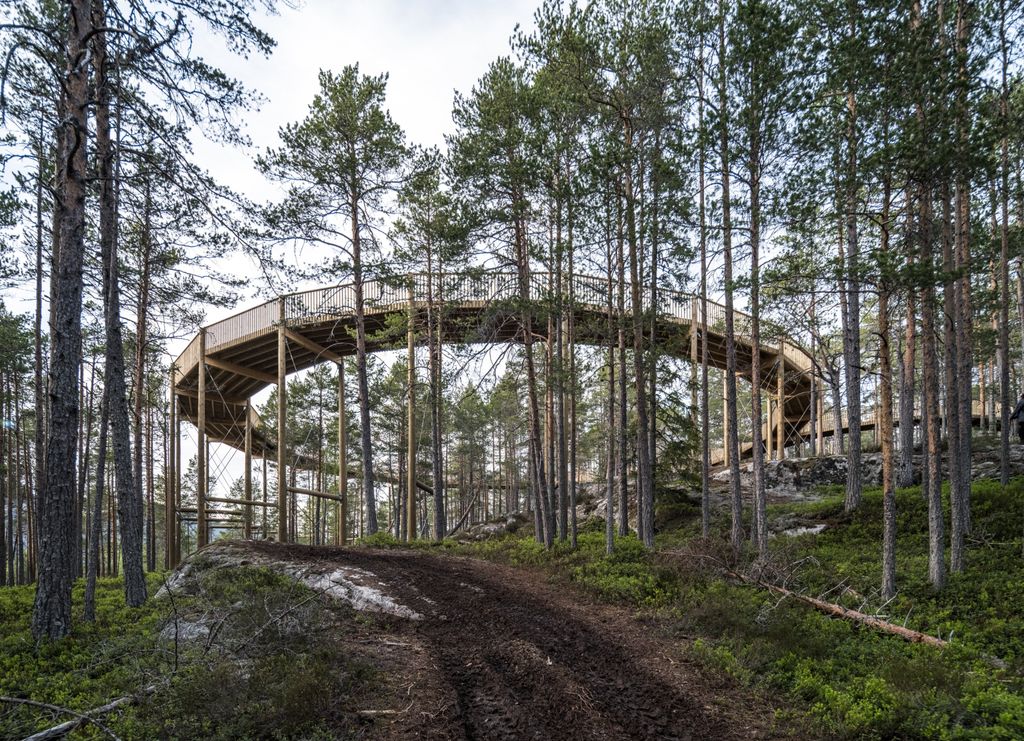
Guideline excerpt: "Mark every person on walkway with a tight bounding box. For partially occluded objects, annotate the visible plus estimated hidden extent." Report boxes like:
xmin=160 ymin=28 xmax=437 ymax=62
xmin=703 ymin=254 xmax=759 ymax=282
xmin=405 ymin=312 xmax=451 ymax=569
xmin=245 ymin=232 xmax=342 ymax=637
xmin=1011 ymin=393 xmax=1024 ymax=444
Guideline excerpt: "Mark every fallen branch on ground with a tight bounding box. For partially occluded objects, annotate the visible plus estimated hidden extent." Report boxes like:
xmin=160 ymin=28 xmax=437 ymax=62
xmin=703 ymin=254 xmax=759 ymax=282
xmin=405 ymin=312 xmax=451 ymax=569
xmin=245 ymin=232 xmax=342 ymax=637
xmin=5 ymin=683 xmax=159 ymax=741
xmin=446 ymin=491 xmax=481 ymax=537
xmin=726 ymin=569 xmax=948 ymax=648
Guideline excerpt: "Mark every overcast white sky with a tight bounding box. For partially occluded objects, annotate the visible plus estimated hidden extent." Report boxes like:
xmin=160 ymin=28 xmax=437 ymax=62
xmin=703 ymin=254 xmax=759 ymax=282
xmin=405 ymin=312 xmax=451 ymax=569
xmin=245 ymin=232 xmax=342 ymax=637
xmin=194 ymin=0 xmax=539 ymax=208
xmin=182 ymin=0 xmax=543 ymax=494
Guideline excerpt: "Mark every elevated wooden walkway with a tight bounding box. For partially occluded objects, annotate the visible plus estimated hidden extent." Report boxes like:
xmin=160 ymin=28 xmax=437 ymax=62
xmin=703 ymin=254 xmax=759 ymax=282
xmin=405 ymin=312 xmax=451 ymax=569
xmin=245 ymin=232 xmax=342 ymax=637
xmin=171 ymin=271 xmax=817 ymax=460
xmin=167 ymin=271 xmax=820 ymax=557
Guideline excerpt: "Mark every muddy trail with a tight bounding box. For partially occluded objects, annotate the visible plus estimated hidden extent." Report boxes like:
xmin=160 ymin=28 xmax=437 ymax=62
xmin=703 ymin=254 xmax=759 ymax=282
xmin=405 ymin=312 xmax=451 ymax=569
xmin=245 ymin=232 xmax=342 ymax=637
xmin=244 ymin=542 xmax=783 ymax=740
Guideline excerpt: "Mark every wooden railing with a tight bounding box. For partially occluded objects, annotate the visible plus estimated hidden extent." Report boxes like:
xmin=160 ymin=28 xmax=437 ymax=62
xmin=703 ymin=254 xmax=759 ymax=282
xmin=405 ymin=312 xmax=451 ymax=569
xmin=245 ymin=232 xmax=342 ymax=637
xmin=174 ymin=271 xmax=814 ymax=381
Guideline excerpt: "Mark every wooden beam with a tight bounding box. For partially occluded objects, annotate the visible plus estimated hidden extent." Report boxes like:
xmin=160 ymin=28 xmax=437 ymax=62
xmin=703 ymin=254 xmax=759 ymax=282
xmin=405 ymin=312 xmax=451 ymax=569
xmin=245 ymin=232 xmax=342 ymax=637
xmin=287 ymin=485 xmax=345 ymax=503
xmin=284 ymin=327 xmax=345 ymax=364
xmin=206 ymin=355 xmax=277 ymax=385
xmin=207 ymin=496 xmax=278 ymax=508
xmin=175 ymin=386 xmax=248 ymax=406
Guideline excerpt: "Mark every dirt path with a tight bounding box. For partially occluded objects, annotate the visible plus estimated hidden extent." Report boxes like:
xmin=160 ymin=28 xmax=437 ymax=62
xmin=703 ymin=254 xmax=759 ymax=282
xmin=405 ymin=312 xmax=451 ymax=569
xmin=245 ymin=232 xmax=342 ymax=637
xmin=245 ymin=543 xmax=784 ymax=740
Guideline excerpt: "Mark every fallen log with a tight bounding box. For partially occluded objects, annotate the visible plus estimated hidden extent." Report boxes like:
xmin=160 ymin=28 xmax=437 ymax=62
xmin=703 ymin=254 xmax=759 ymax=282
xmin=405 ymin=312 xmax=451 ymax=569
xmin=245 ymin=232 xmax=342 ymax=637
xmin=447 ymin=491 xmax=481 ymax=538
xmin=727 ymin=570 xmax=948 ymax=648
xmin=10 ymin=684 xmax=159 ymax=741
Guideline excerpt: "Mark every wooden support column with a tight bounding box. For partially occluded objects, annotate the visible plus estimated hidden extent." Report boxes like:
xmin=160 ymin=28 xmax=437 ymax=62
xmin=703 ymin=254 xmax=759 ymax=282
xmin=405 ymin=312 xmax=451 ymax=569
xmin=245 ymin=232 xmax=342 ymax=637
xmin=243 ymin=399 xmax=253 ymax=539
xmin=197 ymin=329 xmax=208 ymax=548
xmin=406 ymin=288 xmax=417 ymax=542
xmin=767 ymin=397 xmax=775 ymax=461
xmin=261 ymin=454 xmax=268 ymax=537
xmin=777 ymin=345 xmax=785 ymax=460
xmin=338 ymin=362 xmax=347 ymax=545
xmin=166 ymin=365 xmax=175 ymax=568
xmin=723 ymin=372 xmax=730 ymax=467
xmin=277 ymin=297 xmax=288 ymax=542
xmin=174 ymin=381 xmax=182 ymax=563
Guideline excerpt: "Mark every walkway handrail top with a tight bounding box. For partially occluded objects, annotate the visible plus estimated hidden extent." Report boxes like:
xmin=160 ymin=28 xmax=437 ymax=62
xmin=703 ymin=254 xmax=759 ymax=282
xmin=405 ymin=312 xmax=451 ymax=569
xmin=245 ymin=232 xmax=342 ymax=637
xmin=173 ymin=270 xmax=814 ymax=385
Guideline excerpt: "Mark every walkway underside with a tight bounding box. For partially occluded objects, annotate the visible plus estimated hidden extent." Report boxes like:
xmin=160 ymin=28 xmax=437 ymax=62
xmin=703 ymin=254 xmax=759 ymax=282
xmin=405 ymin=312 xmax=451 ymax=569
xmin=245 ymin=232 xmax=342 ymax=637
xmin=172 ymin=272 xmax=818 ymax=466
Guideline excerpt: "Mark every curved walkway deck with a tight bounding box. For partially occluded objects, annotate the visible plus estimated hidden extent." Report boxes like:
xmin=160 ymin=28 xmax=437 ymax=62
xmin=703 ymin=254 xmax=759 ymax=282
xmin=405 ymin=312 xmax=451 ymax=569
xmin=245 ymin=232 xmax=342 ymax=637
xmin=171 ymin=271 xmax=818 ymax=462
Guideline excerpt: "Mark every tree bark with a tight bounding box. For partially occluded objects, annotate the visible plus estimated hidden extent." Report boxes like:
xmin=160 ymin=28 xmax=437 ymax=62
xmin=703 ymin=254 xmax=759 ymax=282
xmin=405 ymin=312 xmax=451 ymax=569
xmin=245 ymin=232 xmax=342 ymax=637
xmin=748 ymin=140 xmax=767 ymax=554
xmin=718 ymin=0 xmax=743 ymax=554
xmin=350 ymin=189 xmax=378 ymax=534
xmin=84 ymin=390 xmax=109 ymax=622
xmin=94 ymin=0 xmax=146 ymax=607
xmin=32 ymin=0 xmax=92 ymax=640
xmin=878 ymin=167 xmax=897 ymax=600
xmin=841 ymin=87 xmax=862 ymax=512
xmin=997 ymin=0 xmax=1011 ymax=485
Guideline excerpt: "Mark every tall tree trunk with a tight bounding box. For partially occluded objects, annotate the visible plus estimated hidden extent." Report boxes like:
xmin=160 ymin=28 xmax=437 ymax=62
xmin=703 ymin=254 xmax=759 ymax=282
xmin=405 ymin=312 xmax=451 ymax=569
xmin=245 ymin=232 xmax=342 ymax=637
xmin=566 ymin=183 xmax=578 ymax=549
xmin=134 ymin=178 xmax=154 ymax=571
xmin=898 ymin=204 xmax=918 ymax=489
xmin=32 ymin=0 xmax=92 ymax=640
xmin=749 ymin=143 xmax=767 ymax=554
xmin=921 ymin=190 xmax=946 ymax=590
xmin=718 ymin=0 xmax=743 ymax=553
xmin=84 ymin=390 xmax=110 ymax=622
xmin=952 ymin=0 xmax=973 ymax=556
xmin=350 ymin=191 xmax=378 ymax=534
xmin=625 ymin=141 xmax=653 ymax=548
xmin=555 ymin=197 xmax=569 ymax=542
xmin=427 ymin=246 xmax=446 ymax=539
xmin=616 ymin=186 xmax=629 ymax=537
xmin=997 ymin=0 xmax=1011 ymax=485
xmin=33 ymin=123 xmax=47 ymax=578
xmin=879 ymin=173 xmax=897 ymax=600
xmin=941 ymin=184 xmax=965 ymax=572
xmin=606 ymin=244 xmax=616 ymax=555
xmin=94 ymin=0 xmax=146 ymax=607
xmin=697 ymin=31 xmax=711 ymax=537
xmin=516 ymin=208 xmax=553 ymax=548
xmin=841 ymin=88 xmax=863 ymax=512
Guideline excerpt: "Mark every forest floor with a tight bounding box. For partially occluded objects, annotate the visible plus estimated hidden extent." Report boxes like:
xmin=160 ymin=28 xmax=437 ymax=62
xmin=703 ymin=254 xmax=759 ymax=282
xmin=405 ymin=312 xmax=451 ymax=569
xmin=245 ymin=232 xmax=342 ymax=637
xmin=0 ymin=539 xmax=789 ymax=740
xmin=5 ymin=446 xmax=1024 ymax=739
xmin=242 ymin=540 xmax=790 ymax=740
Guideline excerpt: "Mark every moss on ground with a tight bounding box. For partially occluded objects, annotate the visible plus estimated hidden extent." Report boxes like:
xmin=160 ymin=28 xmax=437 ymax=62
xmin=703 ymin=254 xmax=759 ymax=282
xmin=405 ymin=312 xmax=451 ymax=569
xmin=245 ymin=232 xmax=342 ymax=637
xmin=440 ymin=476 xmax=1024 ymax=740
xmin=0 ymin=564 xmax=376 ymax=739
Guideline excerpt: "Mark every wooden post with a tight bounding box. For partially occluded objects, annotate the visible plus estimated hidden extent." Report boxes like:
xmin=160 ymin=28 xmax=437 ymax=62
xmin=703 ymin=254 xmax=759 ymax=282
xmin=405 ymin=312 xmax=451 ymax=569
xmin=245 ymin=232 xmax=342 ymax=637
xmin=338 ymin=362 xmax=347 ymax=545
xmin=197 ymin=328 xmax=208 ymax=548
xmin=243 ymin=399 xmax=253 ymax=539
xmin=261 ymin=454 xmax=268 ymax=537
xmin=406 ymin=288 xmax=417 ymax=542
xmin=723 ymin=372 xmax=730 ymax=467
xmin=777 ymin=345 xmax=785 ymax=460
xmin=174 ymin=381 xmax=182 ymax=563
xmin=277 ymin=297 xmax=288 ymax=542
xmin=767 ymin=397 xmax=775 ymax=461
xmin=166 ymin=365 xmax=175 ymax=568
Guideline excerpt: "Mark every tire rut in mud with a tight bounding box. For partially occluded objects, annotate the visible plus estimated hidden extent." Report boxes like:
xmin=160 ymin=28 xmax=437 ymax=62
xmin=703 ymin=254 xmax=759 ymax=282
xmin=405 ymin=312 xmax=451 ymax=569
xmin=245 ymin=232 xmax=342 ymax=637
xmin=335 ymin=549 xmax=727 ymax=740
